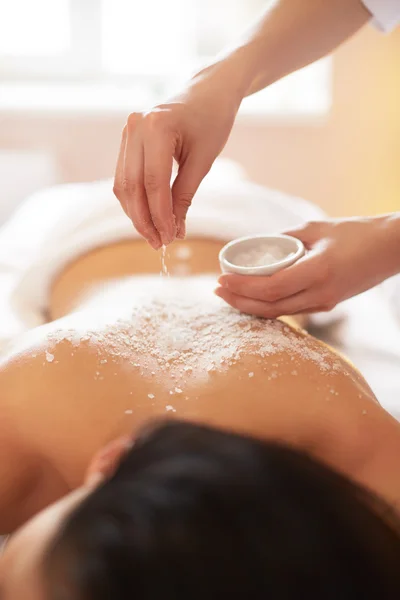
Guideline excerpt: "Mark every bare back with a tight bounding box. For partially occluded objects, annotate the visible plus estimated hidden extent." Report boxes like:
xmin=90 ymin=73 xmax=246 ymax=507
xmin=0 ymin=239 xmax=398 ymax=533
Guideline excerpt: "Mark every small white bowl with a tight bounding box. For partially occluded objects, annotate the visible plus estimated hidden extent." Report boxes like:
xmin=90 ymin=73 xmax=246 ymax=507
xmin=219 ymin=234 xmax=305 ymax=276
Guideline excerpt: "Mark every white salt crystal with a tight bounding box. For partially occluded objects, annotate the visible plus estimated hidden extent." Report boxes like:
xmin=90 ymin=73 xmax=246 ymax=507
xmin=45 ymin=351 xmax=55 ymax=363
xmin=175 ymin=387 xmax=183 ymax=394
xmin=232 ymin=243 xmax=289 ymax=268
xmin=125 ymin=410 xmax=133 ymax=415
xmin=148 ymin=393 xmax=155 ymax=399
xmin=248 ymin=372 xmax=254 ymax=378
xmin=166 ymin=405 xmax=176 ymax=413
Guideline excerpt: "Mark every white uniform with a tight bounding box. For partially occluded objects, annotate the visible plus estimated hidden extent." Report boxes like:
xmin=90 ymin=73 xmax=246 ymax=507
xmin=362 ymin=0 xmax=400 ymax=32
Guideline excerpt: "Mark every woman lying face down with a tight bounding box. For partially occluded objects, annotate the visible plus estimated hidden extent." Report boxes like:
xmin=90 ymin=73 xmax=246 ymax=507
xmin=1 ymin=420 xmax=400 ymax=600
xmin=1 ymin=238 xmax=400 ymax=598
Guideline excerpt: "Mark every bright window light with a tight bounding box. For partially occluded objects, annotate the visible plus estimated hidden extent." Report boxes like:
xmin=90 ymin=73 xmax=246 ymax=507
xmin=102 ymin=0 xmax=196 ymax=75
xmin=0 ymin=0 xmax=70 ymax=56
xmin=0 ymin=0 xmax=332 ymax=117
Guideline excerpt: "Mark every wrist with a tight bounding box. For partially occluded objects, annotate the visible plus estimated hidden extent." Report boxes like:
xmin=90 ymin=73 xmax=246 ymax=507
xmin=384 ymin=213 xmax=400 ymax=271
xmin=376 ymin=213 xmax=400 ymax=276
xmin=188 ymin=41 xmax=264 ymax=109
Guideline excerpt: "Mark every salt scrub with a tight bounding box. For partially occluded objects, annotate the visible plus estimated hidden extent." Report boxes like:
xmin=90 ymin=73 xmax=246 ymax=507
xmin=45 ymin=278 xmax=344 ymax=391
xmin=45 ymin=351 xmax=55 ymax=363
xmin=232 ymin=243 xmax=292 ymax=268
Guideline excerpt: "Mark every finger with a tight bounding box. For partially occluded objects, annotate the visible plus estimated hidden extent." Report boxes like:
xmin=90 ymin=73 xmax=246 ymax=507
xmin=215 ymin=286 xmax=320 ymax=319
xmin=124 ymin=126 xmax=161 ymax=249
xmin=284 ymin=220 xmax=328 ymax=246
xmin=219 ymin=251 xmax=322 ymax=303
xmin=143 ymin=115 xmax=176 ymax=245
xmin=172 ymin=154 xmax=209 ymax=239
xmin=113 ymin=126 xmax=129 ymax=216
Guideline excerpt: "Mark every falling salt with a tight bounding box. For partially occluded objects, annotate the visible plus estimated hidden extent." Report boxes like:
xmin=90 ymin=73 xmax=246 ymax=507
xmin=160 ymin=245 xmax=170 ymax=277
xmin=45 ymin=351 xmax=55 ymax=363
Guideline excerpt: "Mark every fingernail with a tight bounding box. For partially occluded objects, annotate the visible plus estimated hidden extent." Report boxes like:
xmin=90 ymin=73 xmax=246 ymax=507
xmin=176 ymin=219 xmax=186 ymax=239
xmin=218 ymin=275 xmax=229 ymax=287
xmin=161 ymin=232 xmax=173 ymax=246
xmin=214 ymin=287 xmax=222 ymax=297
xmin=160 ymin=220 xmax=177 ymax=246
xmin=149 ymin=233 xmax=162 ymax=250
xmin=151 ymin=240 xmax=162 ymax=250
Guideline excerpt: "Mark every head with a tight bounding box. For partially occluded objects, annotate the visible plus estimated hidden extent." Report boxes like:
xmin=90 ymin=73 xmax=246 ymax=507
xmin=1 ymin=421 xmax=400 ymax=600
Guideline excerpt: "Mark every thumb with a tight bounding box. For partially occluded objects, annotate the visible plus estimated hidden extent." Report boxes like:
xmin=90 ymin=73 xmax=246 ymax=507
xmin=172 ymin=155 xmax=210 ymax=239
xmin=284 ymin=220 xmax=325 ymax=247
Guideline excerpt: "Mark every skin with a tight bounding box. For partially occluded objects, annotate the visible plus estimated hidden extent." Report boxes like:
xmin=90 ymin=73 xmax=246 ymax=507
xmin=114 ymin=0 xmax=371 ymax=245
xmin=216 ymin=214 xmax=400 ymax=317
xmin=0 ymin=440 xmax=129 ymax=600
xmin=112 ymin=0 xmax=400 ymax=317
xmin=1 ymin=237 xmax=400 ymax=599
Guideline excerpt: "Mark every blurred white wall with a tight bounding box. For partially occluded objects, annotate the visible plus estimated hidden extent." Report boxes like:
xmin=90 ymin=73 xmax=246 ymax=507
xmin=0 ymin=150 xmax=58 ymax=223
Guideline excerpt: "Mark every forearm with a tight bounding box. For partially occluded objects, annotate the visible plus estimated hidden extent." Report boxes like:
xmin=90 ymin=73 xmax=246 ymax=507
xmin=381 ymin=212 xmax=400 ymax=274
xmin=192 ymin=0 xmax=371 ymax=103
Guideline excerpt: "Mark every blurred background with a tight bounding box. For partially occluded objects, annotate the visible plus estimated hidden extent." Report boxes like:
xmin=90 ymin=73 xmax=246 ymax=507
xmin=0 ymin=0 xmax=399 ymax=225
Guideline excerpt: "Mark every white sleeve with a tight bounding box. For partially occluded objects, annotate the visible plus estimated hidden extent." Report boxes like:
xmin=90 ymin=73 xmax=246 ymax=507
xmin=362 ymin=0 xmax=400 ymax=32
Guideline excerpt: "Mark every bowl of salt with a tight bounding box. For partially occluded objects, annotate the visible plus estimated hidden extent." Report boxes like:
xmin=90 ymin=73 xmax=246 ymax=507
xmin=219 ymin=234 xmax=305 ymax=276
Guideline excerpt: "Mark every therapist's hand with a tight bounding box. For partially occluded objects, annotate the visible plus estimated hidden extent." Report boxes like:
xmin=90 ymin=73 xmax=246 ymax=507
xmin=215 ymin=215 xmax=400 ymax=318
xmin=113 ymin=75 xmax=240 ymax=249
